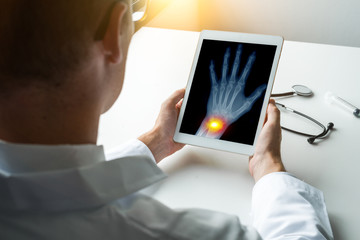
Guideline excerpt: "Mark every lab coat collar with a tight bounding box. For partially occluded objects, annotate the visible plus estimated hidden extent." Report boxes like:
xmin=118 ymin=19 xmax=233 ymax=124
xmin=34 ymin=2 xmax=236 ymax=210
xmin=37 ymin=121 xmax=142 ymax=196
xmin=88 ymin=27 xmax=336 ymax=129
xmin=0 ymin=142 xmax=166 ymax=212
xmin=0 ymin=141 xmax=106 ymax=173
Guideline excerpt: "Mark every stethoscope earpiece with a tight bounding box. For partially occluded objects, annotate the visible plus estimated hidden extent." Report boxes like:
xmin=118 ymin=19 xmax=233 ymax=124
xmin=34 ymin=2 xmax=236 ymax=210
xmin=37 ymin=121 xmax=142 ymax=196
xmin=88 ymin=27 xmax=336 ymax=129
xmin=273 ymin=85 xmax=334 ymax=144
xmin=276 ymin=101 xmax=334 ymax=144
xmin=307 ymin=122 xmax=334 ymax=144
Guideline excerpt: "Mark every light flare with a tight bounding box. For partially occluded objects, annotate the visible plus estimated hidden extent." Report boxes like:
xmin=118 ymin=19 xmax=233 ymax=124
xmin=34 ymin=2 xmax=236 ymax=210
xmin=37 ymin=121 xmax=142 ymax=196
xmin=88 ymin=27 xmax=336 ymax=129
xmin=206 ymin=117 xmax=226 ymax=133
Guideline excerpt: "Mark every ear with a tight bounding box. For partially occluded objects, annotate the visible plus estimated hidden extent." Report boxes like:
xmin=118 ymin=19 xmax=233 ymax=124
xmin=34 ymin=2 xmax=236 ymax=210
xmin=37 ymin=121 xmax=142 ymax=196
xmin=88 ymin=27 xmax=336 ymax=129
xmin=102 ymin=2 xmax=128 ymax=64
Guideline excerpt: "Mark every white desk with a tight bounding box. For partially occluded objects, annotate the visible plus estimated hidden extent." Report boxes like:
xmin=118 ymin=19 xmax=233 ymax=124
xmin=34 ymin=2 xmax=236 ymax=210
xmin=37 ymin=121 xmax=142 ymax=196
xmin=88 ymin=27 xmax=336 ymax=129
xmin=98 ymin=27 xmax=360 ymax=239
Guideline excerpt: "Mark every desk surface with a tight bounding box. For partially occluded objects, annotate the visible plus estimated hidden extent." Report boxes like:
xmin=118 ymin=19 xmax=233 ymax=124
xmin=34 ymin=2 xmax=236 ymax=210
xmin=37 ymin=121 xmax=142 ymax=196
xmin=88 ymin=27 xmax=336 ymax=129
xmin=98 ymin=27 xmax=360 ymax=239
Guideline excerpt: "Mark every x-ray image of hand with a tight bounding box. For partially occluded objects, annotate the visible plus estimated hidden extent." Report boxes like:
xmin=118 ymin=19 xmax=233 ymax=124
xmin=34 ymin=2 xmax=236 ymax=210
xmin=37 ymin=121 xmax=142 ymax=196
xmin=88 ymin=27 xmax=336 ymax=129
xmin=196 ymin=45 xmax=267 ymax=139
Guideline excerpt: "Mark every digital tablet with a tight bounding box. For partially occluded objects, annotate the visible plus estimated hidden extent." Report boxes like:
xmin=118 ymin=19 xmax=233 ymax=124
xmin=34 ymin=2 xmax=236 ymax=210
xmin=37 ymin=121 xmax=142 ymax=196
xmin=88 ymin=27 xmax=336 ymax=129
xmin=173 ymin=30 xmax=283 ymax=155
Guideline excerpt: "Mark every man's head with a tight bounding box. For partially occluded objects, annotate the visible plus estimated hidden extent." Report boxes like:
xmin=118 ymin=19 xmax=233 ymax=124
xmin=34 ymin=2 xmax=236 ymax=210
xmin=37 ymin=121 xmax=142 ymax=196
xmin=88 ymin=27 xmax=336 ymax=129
xmin=0 ymin=0 xmax=134 ymax=144
xmin=1 ymin=0 xmax=131 ymax=75
xmin=0 ymin=0 xmax=132 ymax=102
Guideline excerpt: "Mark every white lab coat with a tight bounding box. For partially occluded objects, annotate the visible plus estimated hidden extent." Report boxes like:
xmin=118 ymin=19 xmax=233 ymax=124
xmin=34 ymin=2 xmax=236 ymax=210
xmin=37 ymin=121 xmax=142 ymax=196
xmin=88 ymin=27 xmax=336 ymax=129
xmin=0 ymin=140 xmax=333 ymax=239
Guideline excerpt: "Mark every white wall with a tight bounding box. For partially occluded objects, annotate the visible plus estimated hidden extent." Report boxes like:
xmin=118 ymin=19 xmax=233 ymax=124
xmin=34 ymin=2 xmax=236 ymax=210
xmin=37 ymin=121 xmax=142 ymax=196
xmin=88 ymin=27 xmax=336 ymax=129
xmin=199 ymin=0 xmax=360 ymax=47
xmin=148 ymin=0 xmax=360 ymax=48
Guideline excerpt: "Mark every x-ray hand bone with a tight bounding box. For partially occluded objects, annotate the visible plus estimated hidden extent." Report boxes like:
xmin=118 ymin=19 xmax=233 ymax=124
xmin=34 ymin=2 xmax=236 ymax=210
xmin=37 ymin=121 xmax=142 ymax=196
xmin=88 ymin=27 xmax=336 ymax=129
xmin=196 ymin=45 xmax=266 ymax=139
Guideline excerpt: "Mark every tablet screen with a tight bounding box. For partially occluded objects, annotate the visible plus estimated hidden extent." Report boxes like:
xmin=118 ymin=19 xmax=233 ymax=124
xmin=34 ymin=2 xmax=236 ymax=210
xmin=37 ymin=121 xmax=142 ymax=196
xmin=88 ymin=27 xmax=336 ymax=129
xmin=179 ymin=39 xmax=277 ymax=145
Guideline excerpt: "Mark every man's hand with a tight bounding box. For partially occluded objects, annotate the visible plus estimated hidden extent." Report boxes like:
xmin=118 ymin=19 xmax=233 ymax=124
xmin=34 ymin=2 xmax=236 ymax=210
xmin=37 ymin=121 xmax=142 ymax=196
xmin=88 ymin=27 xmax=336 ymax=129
xmin=249 ymin=99 xmax=286 ymax=183
xmin=138 ymin=89 xmax=185 ymax=163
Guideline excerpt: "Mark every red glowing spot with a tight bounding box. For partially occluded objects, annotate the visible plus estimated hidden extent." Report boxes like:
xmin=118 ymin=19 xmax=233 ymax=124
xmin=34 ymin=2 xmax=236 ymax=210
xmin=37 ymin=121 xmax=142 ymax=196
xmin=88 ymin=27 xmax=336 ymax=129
xmin=206 ymin=117 xmax=226 ymax=133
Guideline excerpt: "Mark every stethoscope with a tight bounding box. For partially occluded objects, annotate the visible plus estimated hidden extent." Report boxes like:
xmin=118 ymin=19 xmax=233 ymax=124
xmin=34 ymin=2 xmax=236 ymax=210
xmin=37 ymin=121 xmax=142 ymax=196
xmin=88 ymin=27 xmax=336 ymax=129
xmin=271 ymin=85 xmax=334 ymax=144
xmin=271 ymin=84 xmax=314 ymax=98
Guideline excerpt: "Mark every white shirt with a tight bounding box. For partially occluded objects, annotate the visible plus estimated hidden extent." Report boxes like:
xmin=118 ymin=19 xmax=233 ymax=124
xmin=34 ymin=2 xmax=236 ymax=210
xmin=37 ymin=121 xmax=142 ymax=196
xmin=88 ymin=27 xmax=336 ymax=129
xmin=0 ymin=140 xmax=333 ymax=240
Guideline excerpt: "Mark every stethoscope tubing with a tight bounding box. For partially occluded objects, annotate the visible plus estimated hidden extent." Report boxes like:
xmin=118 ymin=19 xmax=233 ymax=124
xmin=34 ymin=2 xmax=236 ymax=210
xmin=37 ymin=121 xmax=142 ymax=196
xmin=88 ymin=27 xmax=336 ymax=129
xmin=275 ymin=102 xmax=334 ymax=144
xmin=270 ymin=92 xmax=296 ymax=97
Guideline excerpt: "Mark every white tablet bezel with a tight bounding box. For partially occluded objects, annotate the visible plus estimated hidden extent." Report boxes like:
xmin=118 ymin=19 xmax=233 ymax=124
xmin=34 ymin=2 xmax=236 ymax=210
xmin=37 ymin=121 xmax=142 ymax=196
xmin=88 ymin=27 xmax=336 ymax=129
xmin=174 ymin=30 xmax=283 ymax=155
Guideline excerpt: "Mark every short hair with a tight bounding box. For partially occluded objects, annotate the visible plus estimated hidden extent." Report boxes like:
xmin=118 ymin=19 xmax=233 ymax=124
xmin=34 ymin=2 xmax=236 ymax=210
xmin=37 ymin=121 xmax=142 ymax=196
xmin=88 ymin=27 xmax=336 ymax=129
xmin=0 ymin=0 xmax=127 ymax=87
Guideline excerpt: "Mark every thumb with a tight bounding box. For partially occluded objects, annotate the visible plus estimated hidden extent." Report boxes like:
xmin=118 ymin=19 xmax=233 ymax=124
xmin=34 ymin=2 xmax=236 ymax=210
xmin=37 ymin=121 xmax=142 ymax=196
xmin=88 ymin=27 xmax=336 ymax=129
xmin=166 ymin=88 xmax=185 ymax=107
xmin=266 ymin=99 xmax=280 ymax=125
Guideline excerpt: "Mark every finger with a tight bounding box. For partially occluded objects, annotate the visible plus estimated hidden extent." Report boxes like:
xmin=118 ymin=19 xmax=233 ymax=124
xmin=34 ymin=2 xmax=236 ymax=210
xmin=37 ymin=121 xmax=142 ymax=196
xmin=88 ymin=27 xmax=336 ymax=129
xmin=239 ymin=51 xmax=256 ymax=85
xmin=221 ymin=48 xmax=231 ymax=82
xmin=166 ymin=88 xmax=185 ymax=106
xmin=176 ymin=98 xmax=183 ymax=109
xmin=263 ymin=109 xmax=268 ymax=126
xmin=209 ymin=60 xmax=218 ymax=86
xmin=247 ymin=83 xmax=266 ymax=102
xmin=230 ymin=44 xmax=242 ymax=80
xmin=263 ymin=99 xmax=277 ymax=125
xmin=266 ymin=100 xmax=280 ymax=125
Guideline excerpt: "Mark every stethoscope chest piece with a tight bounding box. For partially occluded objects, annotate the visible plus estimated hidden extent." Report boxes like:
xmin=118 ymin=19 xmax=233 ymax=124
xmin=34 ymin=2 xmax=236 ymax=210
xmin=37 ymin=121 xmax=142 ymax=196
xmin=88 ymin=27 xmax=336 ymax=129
xmin=292 ymin=85 xmax=313 ymax=96
xmin=271 ymin=84 xmax=313 ymax=98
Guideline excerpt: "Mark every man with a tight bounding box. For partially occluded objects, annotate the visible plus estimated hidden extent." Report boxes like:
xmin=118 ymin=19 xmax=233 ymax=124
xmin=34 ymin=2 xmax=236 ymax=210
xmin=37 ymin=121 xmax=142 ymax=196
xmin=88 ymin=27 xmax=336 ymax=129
xmin=0 ymin=0 xmax=333 ymax=239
